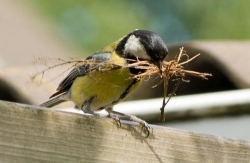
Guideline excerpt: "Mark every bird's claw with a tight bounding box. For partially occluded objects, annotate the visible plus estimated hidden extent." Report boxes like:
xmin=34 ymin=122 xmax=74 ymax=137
xmin=109 ymin=113 xmax=121 ymax=127
xmin=108 ymin=111 xmax=151 ymax=137
xmin=140 ymin=121 xmax=150 ymax=137
xmin=114 ymin=117 xmax=121 ymax=127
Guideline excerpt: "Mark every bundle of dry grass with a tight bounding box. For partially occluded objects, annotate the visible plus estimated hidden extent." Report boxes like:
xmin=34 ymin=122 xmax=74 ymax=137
xmin=31 ymin=47 xmax=212 ymax=121
xmin=125 ymin=47 xmax=210 ymax=79
xmin=122 ymin=47 xmax=212 ymax=121
xmin=130 ymin=47 xmax=212 ymax=121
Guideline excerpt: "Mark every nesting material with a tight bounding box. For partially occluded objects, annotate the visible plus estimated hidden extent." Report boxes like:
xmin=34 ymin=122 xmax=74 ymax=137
xmin=123 ymin=47 xmax=212 ymax=121
xmin=126 ymin=47 xmax=211 ymax=79
xmin=31 ymin=47 xmax=212 ymax=121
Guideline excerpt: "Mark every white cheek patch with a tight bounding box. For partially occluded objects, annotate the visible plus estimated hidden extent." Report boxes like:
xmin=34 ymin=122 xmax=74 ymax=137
xmin=124 ymin=35 xmax=151 ymax=60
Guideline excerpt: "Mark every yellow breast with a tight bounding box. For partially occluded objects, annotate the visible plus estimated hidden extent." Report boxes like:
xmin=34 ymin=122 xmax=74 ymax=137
xmin=70 ymin=67 xmax=142 ymax=111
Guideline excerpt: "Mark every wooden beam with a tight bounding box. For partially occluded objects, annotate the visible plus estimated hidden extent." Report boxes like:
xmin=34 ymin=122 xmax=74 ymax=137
xmin=0 ymin=100 xmax=250 ymax=163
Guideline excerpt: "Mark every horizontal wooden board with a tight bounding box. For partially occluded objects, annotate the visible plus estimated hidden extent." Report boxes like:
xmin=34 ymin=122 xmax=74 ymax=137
xmin=0 ymin=100 xmax=250 ymax=163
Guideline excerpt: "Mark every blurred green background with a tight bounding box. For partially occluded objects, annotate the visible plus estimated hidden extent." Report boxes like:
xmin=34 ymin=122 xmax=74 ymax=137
xmin=29 ymin=0 xmax=250 ymax=55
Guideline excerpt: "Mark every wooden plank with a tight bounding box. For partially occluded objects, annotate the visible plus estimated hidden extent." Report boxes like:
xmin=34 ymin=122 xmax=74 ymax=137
xmin=0 ymin=100 xmax=250 ymax=163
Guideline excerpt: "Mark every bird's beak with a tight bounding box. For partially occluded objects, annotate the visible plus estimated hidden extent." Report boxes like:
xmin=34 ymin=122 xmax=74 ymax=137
xmin=154 ymin=60 xmax=163 ymax=75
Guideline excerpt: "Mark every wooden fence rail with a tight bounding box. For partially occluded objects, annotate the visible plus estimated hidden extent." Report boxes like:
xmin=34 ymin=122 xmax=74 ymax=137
xmin=0 ymin=100 xmax=250 ymax=163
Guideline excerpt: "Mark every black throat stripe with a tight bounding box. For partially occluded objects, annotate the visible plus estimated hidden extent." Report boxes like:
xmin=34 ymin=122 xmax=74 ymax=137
xmin=111 ymin=79 xmax=138 ymax=105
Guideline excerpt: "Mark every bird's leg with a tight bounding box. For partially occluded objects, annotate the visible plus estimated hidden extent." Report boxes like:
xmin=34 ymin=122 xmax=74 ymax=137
xmin=106 ymin=108 xmax=150 ymax=137
xmin=76 ymin=104 xmax=99 ymax=116
xmin=80 ymin=96 xmax=101 ymax=116
xmin=105 ymin=107 xmax=121 ymax=127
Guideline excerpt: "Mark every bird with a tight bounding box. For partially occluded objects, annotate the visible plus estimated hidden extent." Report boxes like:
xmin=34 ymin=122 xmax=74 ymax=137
xmin=40 ymin=29 xmax=168 ymax=136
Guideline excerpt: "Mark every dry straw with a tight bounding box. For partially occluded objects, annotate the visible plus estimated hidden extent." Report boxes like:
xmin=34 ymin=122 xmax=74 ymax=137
xmin=31 ymin=47 xmax=212 ymax=121
xmin=123 ymin=47 xmax=212 ymax=121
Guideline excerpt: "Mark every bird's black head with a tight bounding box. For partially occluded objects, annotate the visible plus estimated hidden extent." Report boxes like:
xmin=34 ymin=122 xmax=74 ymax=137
xmin=116 ymin=29 xmax=168 ymax=69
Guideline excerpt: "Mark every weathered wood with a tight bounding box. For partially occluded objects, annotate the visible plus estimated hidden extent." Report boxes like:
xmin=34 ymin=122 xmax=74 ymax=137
xmin=0 ymin=100 xmax=250 ymax=163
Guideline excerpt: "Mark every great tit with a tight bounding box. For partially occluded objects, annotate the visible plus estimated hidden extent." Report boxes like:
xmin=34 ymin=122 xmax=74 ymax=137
xmin=40 ymin=29 xmax=168 ymax=135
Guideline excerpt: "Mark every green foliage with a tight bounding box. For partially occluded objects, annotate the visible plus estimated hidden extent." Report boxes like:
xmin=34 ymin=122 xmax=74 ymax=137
xmin=30 ymin=0 xmax=250 ymax=56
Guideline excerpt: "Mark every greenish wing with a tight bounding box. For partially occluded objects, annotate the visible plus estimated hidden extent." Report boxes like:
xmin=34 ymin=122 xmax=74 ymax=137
xmin=49 ymin=52 xmax=111 ymax=98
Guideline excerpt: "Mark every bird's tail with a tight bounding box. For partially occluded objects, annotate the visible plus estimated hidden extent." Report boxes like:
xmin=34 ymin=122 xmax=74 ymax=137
xmin=39 ymin=94 xmax=67 ymax=108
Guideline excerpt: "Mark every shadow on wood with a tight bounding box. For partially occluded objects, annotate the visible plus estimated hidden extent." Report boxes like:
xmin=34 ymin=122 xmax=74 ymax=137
xmin=0 ymin=100 xmax=250 ymax=163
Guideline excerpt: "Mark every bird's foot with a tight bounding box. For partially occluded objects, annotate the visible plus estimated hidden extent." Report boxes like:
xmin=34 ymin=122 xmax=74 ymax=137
xmin=108 ymin=112 xmax=121 ymax=127
xmin=128 ymin=115 xmax=150 ymax=137
xmin=109 ymin=111 xmax=151 ymax=137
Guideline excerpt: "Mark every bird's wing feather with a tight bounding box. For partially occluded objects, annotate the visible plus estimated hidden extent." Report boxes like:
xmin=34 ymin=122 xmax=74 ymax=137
xmin=50 ymin=52 xmax=111 ymax=98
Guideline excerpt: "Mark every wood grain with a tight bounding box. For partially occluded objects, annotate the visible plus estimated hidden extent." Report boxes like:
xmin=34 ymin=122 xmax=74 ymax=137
xmin=0 ymin=100 xmax=249 ymax=163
